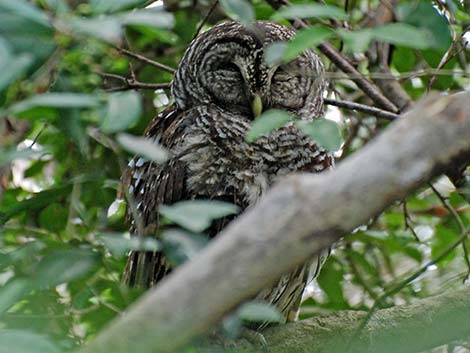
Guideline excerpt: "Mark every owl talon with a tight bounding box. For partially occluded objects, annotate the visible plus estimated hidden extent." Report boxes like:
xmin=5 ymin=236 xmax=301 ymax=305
xmin=238 ymin=327 xmax=269 ymax=353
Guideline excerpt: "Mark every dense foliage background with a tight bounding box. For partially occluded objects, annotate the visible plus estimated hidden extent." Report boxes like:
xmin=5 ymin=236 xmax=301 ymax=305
xmin=0 ymin=0 xmax=469 ymax=352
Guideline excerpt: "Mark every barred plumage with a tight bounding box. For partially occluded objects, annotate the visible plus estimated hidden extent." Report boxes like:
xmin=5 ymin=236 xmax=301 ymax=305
xmin=123 ymin=21 xmax=333 ymax=324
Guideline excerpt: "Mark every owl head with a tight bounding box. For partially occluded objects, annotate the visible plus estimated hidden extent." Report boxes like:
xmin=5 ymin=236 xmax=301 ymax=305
xmin=171 ymin=21 xmax=325 ymax=121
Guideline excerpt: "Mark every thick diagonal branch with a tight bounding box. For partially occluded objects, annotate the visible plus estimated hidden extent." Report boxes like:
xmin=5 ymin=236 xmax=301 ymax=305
xmin=77 ymin=91 xmax=470 ymax=353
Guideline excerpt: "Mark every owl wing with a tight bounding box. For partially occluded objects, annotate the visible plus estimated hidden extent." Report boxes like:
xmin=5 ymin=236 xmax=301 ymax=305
xmin=122 ymin=104 xmax=189 ymax=287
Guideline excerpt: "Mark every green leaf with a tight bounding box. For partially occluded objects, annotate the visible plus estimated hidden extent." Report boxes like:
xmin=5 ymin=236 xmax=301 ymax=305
xmin=159 ymin=200 xmax=240 ymax=233
xmin=0 ymin=38 xmax=33 ymax=91
xmin=162 ymin=229 xmax=209 ymax=265
xmin=246 ymin=109 xmax=292 ymax=142
xmin=90 ymin=0 xmax=149 ymax=14
xmin=0 ymin=148 xmax=44 ymax=167
xmin=0 ymin=0 xmax=51 ymax=28
xmin=370 ymin=23 xmax=437 ymax=50
xmin=264 ymin=42 xmax=288 ymax=67
xmin=237 ymin=301 xmax=283 ymax=323
xmin=337 ymin=29 xmax=373 ymax=53
xmin=296 ymin=119 xmax=343 ymax=152
xmin=272 ymin=4 xmax=347 ymax=21
xmin=121 ymin=9 xmax=175 ymax=29
xmin=7 ymin=93 xmax=100 ymax=116
xmin=101 ymin=91 xmax=142 ymax=133
xmin=0 ymin=184 xmax=72 ymax=225
xmin=0 ymin=0 xmax=55 ymax=69
xmin=219 ymin=0 xmax=255 ymax=27
xmin=34 ymin=249 xmax=100 ymax=288
xmin=38 ymin=203 xmax=68 ymax=233
xmin=106 ymin=199 xmax=127 ymax=224
xmin=68 ymin=16 xmax=123 ymax=43
xmin=0 ymin=279 xmax=31 ymax=314
xmin=0 ymin=330 xmax=61 ymax=353
xmin=397 ymin=0 xmax=452 ymax=51
xmin=99 ymin=233 xmax=160 ymax=258
xmin=317 ymin=258 xmax=347 ymax=309
xmin=117 ymin=133 xmax=169 ymax=163
xmin=282 ymin=26 xmax=334 ymax=62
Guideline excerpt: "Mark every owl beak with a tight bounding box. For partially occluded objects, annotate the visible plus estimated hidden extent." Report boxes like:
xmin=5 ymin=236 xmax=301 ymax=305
xmin=252 ymin=95 xmax=263 ymax=118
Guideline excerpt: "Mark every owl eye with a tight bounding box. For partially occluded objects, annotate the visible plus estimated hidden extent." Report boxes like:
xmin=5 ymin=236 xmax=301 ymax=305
xmin=217 ymin=62 xmax=240 ymax=73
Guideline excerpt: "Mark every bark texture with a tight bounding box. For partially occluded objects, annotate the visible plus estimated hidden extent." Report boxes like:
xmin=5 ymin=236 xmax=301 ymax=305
xmin=77 ymin=91 xmax=470 ymax=353
xmin=199 ymin=287 xmax=470 ymax=353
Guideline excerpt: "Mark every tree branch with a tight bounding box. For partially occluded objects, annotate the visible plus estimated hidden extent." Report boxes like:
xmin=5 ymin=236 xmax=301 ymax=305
xmin=77 ymin=91 xmax=470 ymax=353
xmin=114 ymin=47 xmax=176 ymax=74
xmin=324 ymin=97 xmax=399 ymax=120
xmin=197 ymin=287 xmax=470 ymax=353
xmin=97 ymin=72 xmax=171 ymax=92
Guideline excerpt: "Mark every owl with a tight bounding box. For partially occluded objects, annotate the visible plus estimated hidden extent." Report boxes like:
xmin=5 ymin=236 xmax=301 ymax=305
xmin=122 ymin=21 xmax=333 ymax=325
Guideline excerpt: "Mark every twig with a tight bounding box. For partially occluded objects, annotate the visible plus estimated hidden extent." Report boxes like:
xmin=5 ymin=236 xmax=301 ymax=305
xmin=429 ymin=183 xmax=470 ymax=281
xmin=339 ymin=116 xmax=360 ymax=159
xmin=115 ymin=47 xmax=176 ymax=74
xmin=427 ymin=30 xmax=469 ymax=91
xmin=324 ymin=68 xmax=470 ymax=80
xmin=98 ymin=72 xmax=171 ymax=92
xmin=324 ymin=97 xmax=399 ymax=120
xmin=402 ymin=200 xmax=420 ymax=242
xmin=192 ymin=0 xmax=219 ymax=40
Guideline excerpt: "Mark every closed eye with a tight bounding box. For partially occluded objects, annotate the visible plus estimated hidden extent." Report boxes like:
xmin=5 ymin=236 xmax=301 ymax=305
xmin=216 ymin=61 xmax=240 ymax=73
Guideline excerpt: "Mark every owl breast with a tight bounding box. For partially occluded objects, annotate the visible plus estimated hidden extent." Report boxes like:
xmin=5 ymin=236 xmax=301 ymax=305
xmin=172 ymin=105 xmax=333 ymax=207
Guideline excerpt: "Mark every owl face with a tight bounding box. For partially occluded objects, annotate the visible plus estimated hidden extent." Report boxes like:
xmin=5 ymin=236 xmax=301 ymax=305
xmin=172 ymin=21 xmax=325 ymax=120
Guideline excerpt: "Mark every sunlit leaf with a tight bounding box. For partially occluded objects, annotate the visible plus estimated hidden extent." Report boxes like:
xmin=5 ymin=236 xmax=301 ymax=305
xmin=246 ymin=109 xmax=292 ymax=142
xmin=337 ymin=29 xmax=373 ymax=53
xmin=117 ymin=133 xmax=169 ymax=163
xmin=34 ymin=249 xmax=100 ymax=288
xmin=121 ymin=9 xmax=175 ymax=29
xmin=264 ymin=42 xmax=288 ymax=67
xmin=0 ymin=330 xmax=61 ymax=353
xmin=159 ymin=200 xmax=240 ymax=233
xmin=296 ymin=119 xmax=343 ymax=152
xmin=106 ymin=199 xmax=127 ymax=223
xmin=272 ymin=4 xmax=347 ymax=21
xmin=101 ymin=91 xmax=142 ymax=133
xmin=219 ymin=0 xmax=254 ymax=27
xmin=282 ymin=26 xmax=334 ymax=62
xmin=99 ymin=233 xmax=160 ymax=258
xmin=68 ymin=16 xmax=123 ymax=43
xmin=90 ymin=0 xmax=149 ymax=14
xmin=237 ymin=301 xmax=283 ymax=323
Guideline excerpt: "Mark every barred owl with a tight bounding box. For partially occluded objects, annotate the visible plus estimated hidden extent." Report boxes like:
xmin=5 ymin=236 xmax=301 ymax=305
xmin=123 ymin=21 xmax=333 ymax=325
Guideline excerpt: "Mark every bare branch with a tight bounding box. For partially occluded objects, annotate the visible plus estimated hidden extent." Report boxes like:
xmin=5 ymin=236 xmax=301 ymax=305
xmin=115 ymin=47 xmax=176 ymax=74
xmin=324 ymin=97 xmax=399 ymax=120
xmin=98 ymin=72 xmax=171 ymax=92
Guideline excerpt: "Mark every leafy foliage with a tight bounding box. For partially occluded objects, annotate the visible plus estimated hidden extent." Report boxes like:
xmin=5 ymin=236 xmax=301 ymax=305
xmin=0 ymin=0 xmax=469 ymax=352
